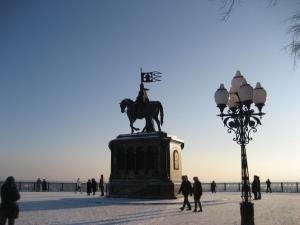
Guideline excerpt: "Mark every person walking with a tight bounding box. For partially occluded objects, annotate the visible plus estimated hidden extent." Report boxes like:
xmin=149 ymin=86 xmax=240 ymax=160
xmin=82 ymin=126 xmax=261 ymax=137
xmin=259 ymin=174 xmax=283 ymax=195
xmin=0 ymin=176 xmax=21 ymax=225
xmin=266 ymin=179 xmax=272 ymax=193
xmin=75 ymin=178 xmax=82 ymax=193
xmin=192 ymin=177 xmax=203 ymax=212
xmin=178 ymin=175 xmax=192 ymax=211
xmin=91 ymin=178 xmax=98 ymax=195
xmin=86 ymin=180 xmax=92 ymax=196
xmin=99 ymin=175 xmax=104 ymax=196
xmin=211 ymin=180 xmax=216 ymax=193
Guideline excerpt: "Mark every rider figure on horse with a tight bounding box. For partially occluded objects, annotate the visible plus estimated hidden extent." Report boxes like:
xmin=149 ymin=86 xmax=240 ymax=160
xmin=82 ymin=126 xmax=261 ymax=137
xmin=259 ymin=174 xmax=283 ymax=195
xmin=135 ymin=83 xmax=153 ymax=131
xmin=135 ymin=83 xmax=149 ymax=107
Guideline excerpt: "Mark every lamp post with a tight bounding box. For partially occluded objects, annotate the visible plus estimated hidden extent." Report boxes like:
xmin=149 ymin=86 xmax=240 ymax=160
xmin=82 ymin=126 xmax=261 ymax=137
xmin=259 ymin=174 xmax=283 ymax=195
xmin=214 ymin=71 xmax=267 ymax=225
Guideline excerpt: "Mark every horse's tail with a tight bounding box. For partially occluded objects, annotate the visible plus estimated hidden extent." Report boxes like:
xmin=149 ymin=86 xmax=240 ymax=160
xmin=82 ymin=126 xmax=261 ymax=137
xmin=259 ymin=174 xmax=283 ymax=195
xmin=158 ymin=102 xmax=164 ymax=126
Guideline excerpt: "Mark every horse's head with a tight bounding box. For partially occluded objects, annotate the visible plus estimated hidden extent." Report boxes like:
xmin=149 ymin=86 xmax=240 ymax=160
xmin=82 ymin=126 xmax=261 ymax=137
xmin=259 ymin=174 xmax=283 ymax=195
xmin=120 ymin=99 xmax=132 ymax=113
xmin=119 ymin=100 xmax=126 ymax=113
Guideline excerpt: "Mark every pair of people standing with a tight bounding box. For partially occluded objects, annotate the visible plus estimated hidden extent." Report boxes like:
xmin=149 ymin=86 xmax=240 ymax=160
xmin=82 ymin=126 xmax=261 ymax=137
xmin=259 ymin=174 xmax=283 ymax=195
xmin=36 ymin=178 xmax=47 ymax=192
xmin=252 ymin=175 xmax=261 ymax=200
xmin=86 ymin=175 xmax=105 ymax=196
xmin=178 ymin=176 xmax=203 ymax=212
xmin=87 ymin=178 xmax=98 ymax=196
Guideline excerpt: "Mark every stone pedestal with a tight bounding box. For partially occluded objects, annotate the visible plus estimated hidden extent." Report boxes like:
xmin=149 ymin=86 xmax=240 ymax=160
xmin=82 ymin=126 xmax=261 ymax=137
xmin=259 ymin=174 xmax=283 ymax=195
xmin=108 ymin=132 xmax=184 ymax=199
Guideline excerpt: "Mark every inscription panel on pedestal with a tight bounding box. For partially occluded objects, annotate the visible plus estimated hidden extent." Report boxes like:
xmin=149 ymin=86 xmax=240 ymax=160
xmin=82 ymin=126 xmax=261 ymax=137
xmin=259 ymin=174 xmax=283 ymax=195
xmin=173 ymin=150 xmax=179 ymax=170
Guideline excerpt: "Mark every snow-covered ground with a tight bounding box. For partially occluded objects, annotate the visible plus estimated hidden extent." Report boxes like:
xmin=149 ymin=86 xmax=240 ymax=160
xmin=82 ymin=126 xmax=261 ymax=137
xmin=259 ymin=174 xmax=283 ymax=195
xmin=17 ymin=192 xmax=300 ymax=225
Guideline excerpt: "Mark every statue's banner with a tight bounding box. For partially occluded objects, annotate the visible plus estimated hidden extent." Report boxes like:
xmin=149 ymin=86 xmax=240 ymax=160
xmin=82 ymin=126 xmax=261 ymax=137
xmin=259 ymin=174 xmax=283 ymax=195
xmin=141 ymin=71 xmax=161 ymax=83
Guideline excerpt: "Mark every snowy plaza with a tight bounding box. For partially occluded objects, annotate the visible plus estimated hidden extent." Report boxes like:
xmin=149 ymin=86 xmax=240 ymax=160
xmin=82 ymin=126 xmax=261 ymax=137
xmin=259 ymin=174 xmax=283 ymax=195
xmin=17 ymin=192 xmax=300 ymax=225
xmin=2 ymin=2 xmax=300 ymax=225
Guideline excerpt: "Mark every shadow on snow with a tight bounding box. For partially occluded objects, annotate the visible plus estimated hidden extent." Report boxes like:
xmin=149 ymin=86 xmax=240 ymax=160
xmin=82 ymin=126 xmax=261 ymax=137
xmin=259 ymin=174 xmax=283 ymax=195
xmin=20 ymin=196 xmax=236 ymax=212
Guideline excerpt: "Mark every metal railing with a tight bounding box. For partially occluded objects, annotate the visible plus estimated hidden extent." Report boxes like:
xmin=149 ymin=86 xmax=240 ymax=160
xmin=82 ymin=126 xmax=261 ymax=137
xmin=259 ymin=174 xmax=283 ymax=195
xmin=0 ymin=181 xmax=110 ymax=195
xmin=0 ymin=181 xmax=298 ymax=193
xmin=202 ymin=182 xmax=299 ymax=193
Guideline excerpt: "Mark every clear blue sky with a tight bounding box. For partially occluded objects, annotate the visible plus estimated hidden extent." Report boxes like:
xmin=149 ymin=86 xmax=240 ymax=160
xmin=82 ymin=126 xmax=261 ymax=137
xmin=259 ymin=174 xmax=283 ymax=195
xmin=0 ymin=0 xmax=299 ymax=182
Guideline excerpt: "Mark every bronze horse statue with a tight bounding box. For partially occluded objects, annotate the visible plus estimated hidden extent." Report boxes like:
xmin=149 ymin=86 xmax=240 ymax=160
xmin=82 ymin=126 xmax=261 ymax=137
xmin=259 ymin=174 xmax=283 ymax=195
xmin=120 ymin=98 xmax=164 ymax=134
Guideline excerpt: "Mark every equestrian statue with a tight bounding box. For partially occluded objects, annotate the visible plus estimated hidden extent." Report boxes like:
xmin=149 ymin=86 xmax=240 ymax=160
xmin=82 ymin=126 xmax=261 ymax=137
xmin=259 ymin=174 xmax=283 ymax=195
xmin=120 ymin=70 xmax=164 ymax=134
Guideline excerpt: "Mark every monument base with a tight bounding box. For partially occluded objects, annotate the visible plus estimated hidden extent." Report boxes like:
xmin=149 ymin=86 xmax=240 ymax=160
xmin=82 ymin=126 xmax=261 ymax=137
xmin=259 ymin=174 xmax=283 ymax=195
xmin=108 ymin=179 xmax=181 ymax=199
xmin=108 ymin=132 xmax=184 ymax=199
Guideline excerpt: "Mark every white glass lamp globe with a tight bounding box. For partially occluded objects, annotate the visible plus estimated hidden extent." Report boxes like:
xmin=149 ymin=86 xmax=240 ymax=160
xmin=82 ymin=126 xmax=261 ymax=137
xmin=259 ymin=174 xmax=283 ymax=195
xmin=214 ymin=83 xmax=229 ymax=113
xmin=231 ymin=70 xmax=247 ymax=93
xmin=227 ymin=87 xmax=239 ymax=109
xmin=238 ymin=81 xmax=253 ymax=107
xmin=253 ymin=82 xmax=267 ymax=112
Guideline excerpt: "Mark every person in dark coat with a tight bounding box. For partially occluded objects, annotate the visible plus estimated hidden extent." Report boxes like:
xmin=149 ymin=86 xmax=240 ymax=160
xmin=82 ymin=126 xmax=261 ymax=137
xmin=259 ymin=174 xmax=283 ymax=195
xmin=36 ymin=178 xmax=42 ymax=192
xmin=42 ymin=179 xmax=47 ymax=192
xmin=266 ymin=178 xmax=272 ymax=193
xmin=257 ymin=176 xmax=261 ymax=199
xmin=86 ymin=180 xmax=92 ymax=196
xmin=0 ymin=176 xmax=21 ymax=225
xmin=99 ymin=175 xmax=104 ymax=196
xmin=211 ymin=180 xmax=216 ymax=193
xmin=91 ymin=178 xmax=98 ymax=195
xmin=178 ymin=175 xmax=192 ymax=211
xmin=252 ymin=176 xmax=258 ymax=200
xmin=192 ymin=177 xmax=203 ymax=212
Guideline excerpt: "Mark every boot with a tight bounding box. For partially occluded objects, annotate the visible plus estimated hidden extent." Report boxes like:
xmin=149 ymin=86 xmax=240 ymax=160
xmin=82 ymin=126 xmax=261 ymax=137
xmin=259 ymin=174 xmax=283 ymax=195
xmin=199 ymin=203 xmax=203 ymax=212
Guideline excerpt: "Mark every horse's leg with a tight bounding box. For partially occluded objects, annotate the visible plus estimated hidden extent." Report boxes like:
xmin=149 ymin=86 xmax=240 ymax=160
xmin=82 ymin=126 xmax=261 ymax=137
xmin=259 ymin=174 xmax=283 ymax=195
xmin=150 ymin=119 xmax=155 ymax=132
xmin=146 ymin=118 xmax=155 ymax=132
xmin=141 ymin=120 xmax=151 ymax=132
xmin=130 ymin=120 xmax=134 ymax=134
xmin=154 ymin=114 xmax=161 ymax=131
xmin=152 ymin=108 xmax=161 ymax=132
xmin=132 ymin=118 xmax=140 ymax=131
xmin=142 ymin=118 xmax=147 ymax=132
xmin=131 ymin=119 xmax=141 ymax=133
xmin=128 ymin=113 xmax=134 ymax=134
xmin=143 ymin=118 xmax=149 ymax=132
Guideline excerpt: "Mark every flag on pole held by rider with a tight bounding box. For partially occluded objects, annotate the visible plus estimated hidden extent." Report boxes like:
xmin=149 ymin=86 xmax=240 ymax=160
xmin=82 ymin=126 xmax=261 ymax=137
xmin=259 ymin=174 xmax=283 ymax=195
xmin=141 ymin=71 xmax=162 ymax=83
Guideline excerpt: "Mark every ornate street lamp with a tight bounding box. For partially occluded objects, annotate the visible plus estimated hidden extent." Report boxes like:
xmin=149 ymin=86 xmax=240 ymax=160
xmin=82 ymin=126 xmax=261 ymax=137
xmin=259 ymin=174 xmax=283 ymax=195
xmin=214 ymin=71 xmax=267 ymax=225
